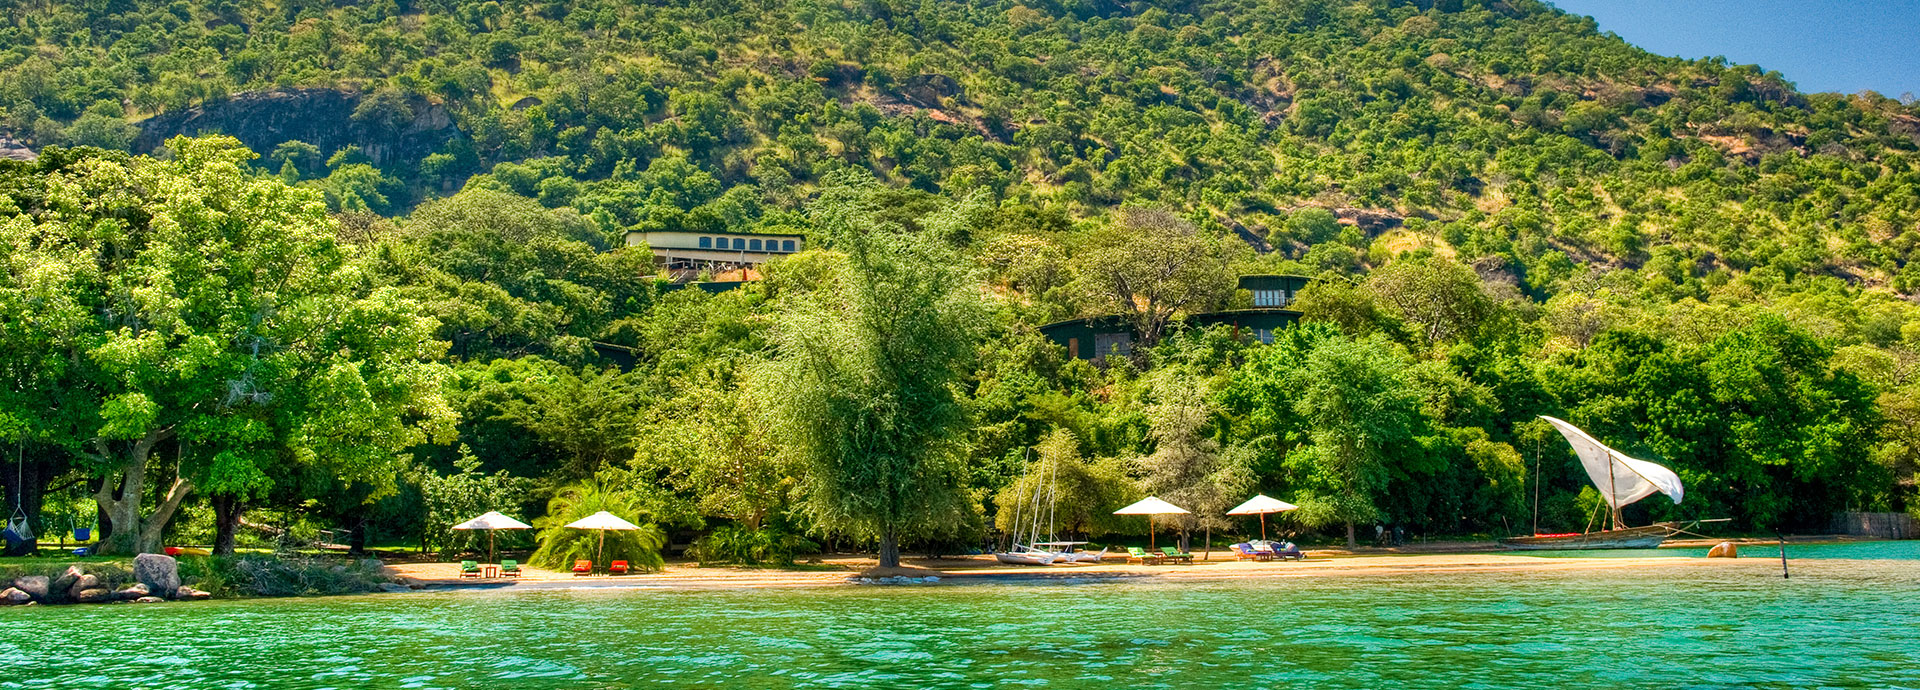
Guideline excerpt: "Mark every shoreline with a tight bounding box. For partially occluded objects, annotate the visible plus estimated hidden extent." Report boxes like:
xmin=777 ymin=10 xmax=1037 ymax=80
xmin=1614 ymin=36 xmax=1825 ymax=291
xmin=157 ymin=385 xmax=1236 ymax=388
xmin=385 ymin=550 xmax=1783 ymax=592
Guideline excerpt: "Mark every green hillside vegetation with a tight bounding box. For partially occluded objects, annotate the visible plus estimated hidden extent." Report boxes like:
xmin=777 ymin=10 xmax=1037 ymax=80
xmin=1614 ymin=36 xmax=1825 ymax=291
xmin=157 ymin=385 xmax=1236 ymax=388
xmin=1 ymin=0 xmax=1917 ymax=559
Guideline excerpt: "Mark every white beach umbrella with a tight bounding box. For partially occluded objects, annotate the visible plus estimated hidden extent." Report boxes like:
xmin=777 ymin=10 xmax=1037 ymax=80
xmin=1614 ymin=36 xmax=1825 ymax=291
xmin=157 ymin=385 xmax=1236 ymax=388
xmin=1227 ymin=495 xmax=1298 ymax=542
xmin=564 ymin=511 xmax=642 ymax=568
xmin=451 ymin=511 xmax=532 ymax=564
xmin=1113 ymin=497 xmax=1190 ymax=551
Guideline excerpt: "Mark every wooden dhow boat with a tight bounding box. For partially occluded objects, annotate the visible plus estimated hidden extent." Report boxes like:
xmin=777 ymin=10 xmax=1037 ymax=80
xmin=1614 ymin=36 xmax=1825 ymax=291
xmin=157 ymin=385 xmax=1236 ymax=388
xmin=1500 ymin=416 xmax=1690 ymax=551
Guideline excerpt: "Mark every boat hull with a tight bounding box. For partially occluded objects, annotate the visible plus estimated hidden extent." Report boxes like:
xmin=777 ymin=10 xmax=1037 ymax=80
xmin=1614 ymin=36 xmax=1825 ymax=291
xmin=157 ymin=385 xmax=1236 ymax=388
xmin=1498 ymin=523 xmax=1676 ymax=550
xmin=993 ymin=552 xmax=1054 ymax=565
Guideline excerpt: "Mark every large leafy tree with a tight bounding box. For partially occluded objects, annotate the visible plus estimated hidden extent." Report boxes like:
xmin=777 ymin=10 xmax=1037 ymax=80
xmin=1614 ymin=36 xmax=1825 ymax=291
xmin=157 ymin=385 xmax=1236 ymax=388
xmin=0 ymin=137 xmax=456 ymax=554
xmin=1073 ymin=208 xmax=1234 ymax=349
xmin=758 ymin=174 xmax=986 ymax=569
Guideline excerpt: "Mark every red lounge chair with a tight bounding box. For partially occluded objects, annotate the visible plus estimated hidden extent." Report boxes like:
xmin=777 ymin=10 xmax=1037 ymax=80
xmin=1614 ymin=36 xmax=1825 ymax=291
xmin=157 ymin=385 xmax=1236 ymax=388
xmin=610 ymin=560 xmax=630 ymax=575
xmin=572 ymin=559 xmax=593 ymax=576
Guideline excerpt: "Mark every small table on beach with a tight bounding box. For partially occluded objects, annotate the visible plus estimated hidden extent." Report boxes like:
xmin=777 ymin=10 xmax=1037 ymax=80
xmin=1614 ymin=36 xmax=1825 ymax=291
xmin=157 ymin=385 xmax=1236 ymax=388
xmin=481 ymin=564 xmax=500 ymax=578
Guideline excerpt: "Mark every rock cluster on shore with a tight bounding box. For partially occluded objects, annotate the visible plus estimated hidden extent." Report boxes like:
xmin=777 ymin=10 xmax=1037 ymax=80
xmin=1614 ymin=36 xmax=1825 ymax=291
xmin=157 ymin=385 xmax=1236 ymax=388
xmin=1 ymin=554 xmax=212 ymax=606
xmin=849 ymin=575 xmax=942 ymax=585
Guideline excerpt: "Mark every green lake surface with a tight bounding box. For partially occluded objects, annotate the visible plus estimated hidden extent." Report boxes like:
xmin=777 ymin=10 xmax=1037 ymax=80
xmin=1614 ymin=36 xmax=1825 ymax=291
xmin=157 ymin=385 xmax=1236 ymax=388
xmin=4 ymin=542 xmax=1918 ymax=689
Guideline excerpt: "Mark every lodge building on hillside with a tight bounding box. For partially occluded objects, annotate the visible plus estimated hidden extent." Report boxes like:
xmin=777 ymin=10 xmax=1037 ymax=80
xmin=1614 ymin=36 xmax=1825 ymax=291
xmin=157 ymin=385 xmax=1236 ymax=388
xmin=1040 ymin=274 xmax=1310 ymax=361
xmin=625 ymin=230 xmax=806 ymax=282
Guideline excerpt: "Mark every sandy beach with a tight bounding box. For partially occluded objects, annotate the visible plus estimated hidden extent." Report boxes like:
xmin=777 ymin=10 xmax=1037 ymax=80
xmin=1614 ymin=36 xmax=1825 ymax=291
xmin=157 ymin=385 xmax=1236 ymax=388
xmin=384 ymin=547 xmax=1782 ymax=590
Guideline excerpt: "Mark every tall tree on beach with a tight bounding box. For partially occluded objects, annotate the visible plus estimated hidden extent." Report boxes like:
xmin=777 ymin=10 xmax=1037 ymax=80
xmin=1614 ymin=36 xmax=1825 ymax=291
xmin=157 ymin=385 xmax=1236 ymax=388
xmin=758 ymin=173 xmax=986 ymax=569
xmin=0 ymin=138 xmax=456 ymax=554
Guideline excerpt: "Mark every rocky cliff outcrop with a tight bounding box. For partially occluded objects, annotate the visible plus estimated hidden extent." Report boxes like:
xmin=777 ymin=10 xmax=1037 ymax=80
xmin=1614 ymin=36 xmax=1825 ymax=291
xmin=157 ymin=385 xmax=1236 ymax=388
xmin=133 ymin=89 xmax=461 ymax=167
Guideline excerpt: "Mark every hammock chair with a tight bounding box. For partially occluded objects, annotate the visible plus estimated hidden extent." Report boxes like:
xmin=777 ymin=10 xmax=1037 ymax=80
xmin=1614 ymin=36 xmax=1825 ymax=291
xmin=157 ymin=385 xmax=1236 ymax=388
xmin=2 ymin=442 xmax=31 ymax=547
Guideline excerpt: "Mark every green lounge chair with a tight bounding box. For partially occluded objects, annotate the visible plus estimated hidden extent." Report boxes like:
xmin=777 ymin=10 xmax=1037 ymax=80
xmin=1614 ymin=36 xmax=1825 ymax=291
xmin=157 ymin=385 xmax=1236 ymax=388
xmin=1126 ymin=547 xmax=1165 ymax=565
xmin=501 ymin=559 xmax=521 ymax=577
xmin=1159 ymin=546 xmax=1195 ymax=564
xmin=459 ymin=560 xmax=480 ymax=578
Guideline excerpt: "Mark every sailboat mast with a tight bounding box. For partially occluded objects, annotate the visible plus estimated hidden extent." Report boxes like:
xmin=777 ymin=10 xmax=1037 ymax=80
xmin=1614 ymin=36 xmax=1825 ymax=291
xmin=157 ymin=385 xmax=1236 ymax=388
xmin=1607 ymin=453 xmax=1623 ymax=531
xmin=1531 ymin=435 xmax=1541 ymax=537
xmin=1046 ymin=452 xmax=1058 ymax=544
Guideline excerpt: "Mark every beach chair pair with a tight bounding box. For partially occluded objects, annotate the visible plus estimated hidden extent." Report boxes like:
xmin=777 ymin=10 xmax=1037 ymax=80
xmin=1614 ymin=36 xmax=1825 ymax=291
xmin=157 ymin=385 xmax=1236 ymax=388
xmin=572 ymin=559 xmax=631 ymax=576
xmin=1159 ymin=546 xmax=1195 ymax=564
xmin=1231 ymin=543 xmax=1273 ymax=562
xmin=1126 ymin=547 xmax=1164 ymax=565
xmin=1252 ymin=541 xmax=1305 ymax=561
xmin=464 ymin=560 xmax=524 ymax=577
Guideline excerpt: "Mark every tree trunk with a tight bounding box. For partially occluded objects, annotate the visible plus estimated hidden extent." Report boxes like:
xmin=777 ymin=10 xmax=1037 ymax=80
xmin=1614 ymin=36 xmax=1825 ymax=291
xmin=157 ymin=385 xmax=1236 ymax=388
xmin=91 ymin=430 xmax=192 ymax=555
xmin=877 ymin=529 xmax=901 ymax=569
xmin=1345 ymin=521 xmax=1356 ymax=548
xmin=349 ymin=518 xmax=369 ymax=556
xmin=212 ymin=494 xmax=243 ymax=556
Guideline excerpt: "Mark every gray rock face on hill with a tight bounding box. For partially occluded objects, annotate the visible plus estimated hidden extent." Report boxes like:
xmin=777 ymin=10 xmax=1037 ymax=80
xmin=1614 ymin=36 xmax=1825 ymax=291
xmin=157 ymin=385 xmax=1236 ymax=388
xmin=133 ymin=88 xmax=461 ymax=170
xmin=134 ymin=553 xmax=181 ymax=599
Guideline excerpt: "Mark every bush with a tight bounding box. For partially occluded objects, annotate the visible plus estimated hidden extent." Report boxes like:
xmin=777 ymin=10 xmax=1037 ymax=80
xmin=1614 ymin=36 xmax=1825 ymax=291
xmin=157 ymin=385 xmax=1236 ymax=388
xmin=184 ymin=555 xmax=392 ymax=597
xmin=688 ymin=525 xmax=817 ymax=565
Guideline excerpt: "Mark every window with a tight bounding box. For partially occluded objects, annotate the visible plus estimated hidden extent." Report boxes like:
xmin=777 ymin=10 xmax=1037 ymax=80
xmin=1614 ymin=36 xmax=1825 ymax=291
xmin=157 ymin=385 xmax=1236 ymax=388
xmin=1093 ymin=332 xmax=1132 ymax=359
xmin=1253 ymin=289 xmax=1285 ymax=307
xmin=1256 ymin=328 xmax=1274 ymax=345
xmin=698 ymin=237 xmax=712 ymax=249
xmin=782 ymin=240 xmax=796 ymax=252
xmin=749 ymin=239 xmax=762 ymax=251
xmin=733 ymin=238 xmax=746 ymax=250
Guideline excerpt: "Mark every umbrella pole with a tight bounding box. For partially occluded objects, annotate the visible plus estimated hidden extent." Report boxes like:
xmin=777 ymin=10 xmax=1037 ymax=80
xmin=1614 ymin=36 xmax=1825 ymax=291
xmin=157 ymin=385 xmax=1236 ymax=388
xmin=1149 ymin=515 xmax=1155 ymax=552
xmin=597 ymin=530 xmax=605 ymax=572
xmin=490 ymin=531 xmax=496 ymax=565
xmin=1261 ymin=514 xmax=1267 ymax=542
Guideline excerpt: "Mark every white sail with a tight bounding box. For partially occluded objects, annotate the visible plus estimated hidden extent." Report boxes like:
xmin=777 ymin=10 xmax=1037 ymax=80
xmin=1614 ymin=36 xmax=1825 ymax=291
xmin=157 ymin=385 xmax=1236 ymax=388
xmin=1540 ymin=416 xmax=1683 ymax=509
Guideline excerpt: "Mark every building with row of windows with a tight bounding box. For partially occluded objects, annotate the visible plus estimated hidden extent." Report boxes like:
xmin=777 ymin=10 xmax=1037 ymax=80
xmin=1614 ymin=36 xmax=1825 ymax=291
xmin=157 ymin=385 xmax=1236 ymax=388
xmin=1038 ymin=275 xmax=1311 ymax=361
xmin=624 ymin=230 xmax=807 ymax=279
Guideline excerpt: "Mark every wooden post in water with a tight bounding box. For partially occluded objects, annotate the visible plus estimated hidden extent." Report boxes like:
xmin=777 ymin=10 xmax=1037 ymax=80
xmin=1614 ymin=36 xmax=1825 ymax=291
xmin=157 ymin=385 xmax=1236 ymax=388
xmin=1779 ymin=534 xmax=1789 ymax=579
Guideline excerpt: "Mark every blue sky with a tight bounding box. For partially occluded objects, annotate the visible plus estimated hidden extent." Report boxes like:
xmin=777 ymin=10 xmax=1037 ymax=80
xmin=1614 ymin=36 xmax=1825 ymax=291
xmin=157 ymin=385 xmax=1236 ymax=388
xmin=1548 ymin=0 xmax=1920 ymax=98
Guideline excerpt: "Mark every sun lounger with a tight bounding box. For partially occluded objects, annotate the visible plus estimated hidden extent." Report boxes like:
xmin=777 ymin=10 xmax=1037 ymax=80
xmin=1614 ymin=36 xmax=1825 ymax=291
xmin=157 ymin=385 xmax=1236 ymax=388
xmin=460 ymin=560 xmax=480 ymax=578
xmin=1254 ymin=540 xmax=1305 ymax=561
xmin=1231 ymin=543 xmax=1271 ymax=561
xmin=1159 ymin=546 xmax=1194 ymax=564
xmin=610 ymin=560 xmax=630 ymax=575
xmin=572 ymin=559 xmax=593 ymax=576
xmin=501 ymin=559 xmax=521 ymax=577
xmin=1126 ymin=546 xmax=1165 ymax=565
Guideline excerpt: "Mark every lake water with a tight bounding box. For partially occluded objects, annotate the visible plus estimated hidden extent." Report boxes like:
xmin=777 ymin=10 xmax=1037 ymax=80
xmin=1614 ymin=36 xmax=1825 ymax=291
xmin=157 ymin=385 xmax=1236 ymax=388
xmin=3 ymin=542 xmax=1918 ymax=689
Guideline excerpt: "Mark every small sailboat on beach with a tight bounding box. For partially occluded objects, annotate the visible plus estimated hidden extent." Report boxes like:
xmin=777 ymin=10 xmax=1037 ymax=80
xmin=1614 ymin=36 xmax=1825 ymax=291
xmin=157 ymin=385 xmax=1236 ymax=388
xmin=993 ymin=449 xmax=1104 ymax=565
xmin=1501 ymin=416 xmax=1691 ymax=551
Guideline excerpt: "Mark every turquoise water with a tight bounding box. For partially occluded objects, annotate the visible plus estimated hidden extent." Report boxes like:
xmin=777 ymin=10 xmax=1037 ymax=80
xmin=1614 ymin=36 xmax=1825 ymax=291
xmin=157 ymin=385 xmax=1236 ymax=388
xmin=1514 ymin=539 xmax=1920 ymax=560
xmin=3 ymin=548 xmax=1918 ymax=689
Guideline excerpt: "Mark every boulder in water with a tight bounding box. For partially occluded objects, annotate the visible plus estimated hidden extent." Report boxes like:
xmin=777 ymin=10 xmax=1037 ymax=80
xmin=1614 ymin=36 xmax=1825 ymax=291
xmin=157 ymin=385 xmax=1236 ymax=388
xmin=13 ymin=576 xmax=48 ymax=601
xmin=133 ymin=596 xmax=165 ymax=604
xmin=134 ymin=553 xmax=181 ymax=598
xmin=68 ymin=573 xmax=100 ymax=599
xmin=76 ymin=587 xmax=113 ymax=603
xmin=50 ymin=566 xmax=82 ymax=598
xmin=172 ymin=586 xmax=211 ymax=601
xmin=116 ymin=583 xmax=151 ymax=600
xmin=1707 ymin=541 xmax=1738 ymax=558
xmin=1 ymin=587 xmax=30 ymax=605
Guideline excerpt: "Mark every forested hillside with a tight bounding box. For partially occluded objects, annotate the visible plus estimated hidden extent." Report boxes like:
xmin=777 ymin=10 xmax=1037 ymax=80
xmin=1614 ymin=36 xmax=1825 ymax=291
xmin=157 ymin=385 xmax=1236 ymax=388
xmin=2 ymin=0 xmax=1917 ymax=559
